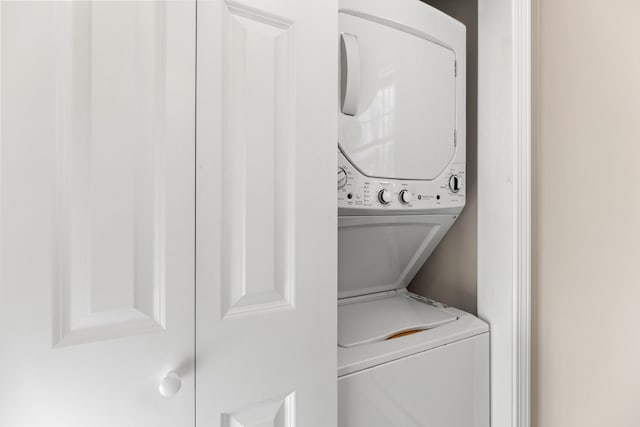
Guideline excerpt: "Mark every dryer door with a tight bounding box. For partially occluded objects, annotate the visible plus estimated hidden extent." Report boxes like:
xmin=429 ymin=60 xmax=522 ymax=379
xmin=339 ymin=12 xmax=458 ymax=181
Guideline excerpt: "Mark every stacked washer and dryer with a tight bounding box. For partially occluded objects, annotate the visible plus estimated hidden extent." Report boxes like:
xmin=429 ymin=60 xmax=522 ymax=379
xmin=337 ymin=0 xmax=489 ymax=426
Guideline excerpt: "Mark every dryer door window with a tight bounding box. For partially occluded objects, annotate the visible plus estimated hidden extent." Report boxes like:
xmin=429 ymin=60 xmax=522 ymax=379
xmin=339 ymin=13 xmax=457 ymax=181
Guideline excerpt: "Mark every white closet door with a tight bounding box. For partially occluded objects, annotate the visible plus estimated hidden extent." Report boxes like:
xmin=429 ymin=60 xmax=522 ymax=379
xmin=0 ymin=2 xmax=195 ymax=426
xmin=196 ymin=0 xmax=337 ymax=424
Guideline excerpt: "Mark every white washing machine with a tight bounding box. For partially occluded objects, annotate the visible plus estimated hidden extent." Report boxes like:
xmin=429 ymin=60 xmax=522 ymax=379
xmin=337 ymin=0 xmax=489 ymax=426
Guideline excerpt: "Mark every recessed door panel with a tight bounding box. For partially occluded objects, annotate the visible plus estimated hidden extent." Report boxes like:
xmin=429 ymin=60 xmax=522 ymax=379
xmin=52 ymin=2 xmax=169 ymax=347
xmin=220 ymin=4 xmax=295 ymax=318
xmin=222 ymin=393 xmax=296 ymax=427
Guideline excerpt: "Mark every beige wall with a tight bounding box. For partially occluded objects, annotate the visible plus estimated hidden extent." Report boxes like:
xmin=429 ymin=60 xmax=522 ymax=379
xmin=533 ymin=1 xmax=640 ymax=426
xmin=409 ymin=0 xmax=478 ymax=315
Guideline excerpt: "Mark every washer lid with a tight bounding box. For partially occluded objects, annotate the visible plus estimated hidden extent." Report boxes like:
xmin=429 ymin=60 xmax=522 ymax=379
xmin=338 ymin=294 xmax=457 ymax=348
xmin=339 ymin=12 xmax=457 ymax=181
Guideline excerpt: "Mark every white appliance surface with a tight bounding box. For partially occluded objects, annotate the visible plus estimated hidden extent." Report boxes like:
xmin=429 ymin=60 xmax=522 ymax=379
xmin=339 ymin=331 xmax=489 ymax=427
xmin=338 ymin=151 xmax=465 ymax=215
xmin=335 ymin=1 xmax=485 ymax=426
xmin=338 ymin=215 xmax=456 ymax=298
xmin=337 ymin=292 xmax=489 ymax=427
xmin=337 ymin=291 xmax=488 ymax=377
xmin=338 ymin=294 xmax=457 ymax=347
xmin=337 ymin=0 xmax=466 ymax=216
xmin=336 ymin=0 xmax=467 ymax=298
xmin=338 ymin=13 xmax=456 ymax=181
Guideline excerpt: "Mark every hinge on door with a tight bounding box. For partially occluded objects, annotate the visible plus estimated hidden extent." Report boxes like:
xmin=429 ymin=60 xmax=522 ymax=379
xmin=454 ymin=60 xmax=457 ymax=77
xmin=454 ymin=129 xmax=457 ymax=147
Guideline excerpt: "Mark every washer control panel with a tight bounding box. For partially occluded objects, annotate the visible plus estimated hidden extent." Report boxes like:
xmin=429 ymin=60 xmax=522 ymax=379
xmin=338 ymin=151 xmax=465 ymax=213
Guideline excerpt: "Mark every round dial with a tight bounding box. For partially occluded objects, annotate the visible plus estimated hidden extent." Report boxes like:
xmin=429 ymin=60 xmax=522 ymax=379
xmin=399 ymin=190 xmax=412 ymax=204
xmin=337 ymin=167 xmax=348 ymax=189
xmin=449 ymin=174 xmax=461 ymax=193
xmin=378 ymin=189 xmax=392 ymax=205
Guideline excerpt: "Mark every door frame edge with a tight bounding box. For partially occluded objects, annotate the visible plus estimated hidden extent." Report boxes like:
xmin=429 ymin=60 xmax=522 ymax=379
xmin=477 ymin=0 xmax=531 ymax=426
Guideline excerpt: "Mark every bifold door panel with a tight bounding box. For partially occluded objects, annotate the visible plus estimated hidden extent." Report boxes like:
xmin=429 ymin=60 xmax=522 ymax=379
xmin=1 ymin=0 xmax=337 ymax=425
xmin=196 ymin=0 xmax=337 ymax=425
xmin=0 ymin=2 xmax=195 ymax=426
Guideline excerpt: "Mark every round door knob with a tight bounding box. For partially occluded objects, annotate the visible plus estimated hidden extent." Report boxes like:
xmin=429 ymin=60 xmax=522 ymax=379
xmin=158 ymin=371 xmax=182 ymax=397
xmin=378 ymin=189 xmax=392 ymax=205
xmin=399 ymin=190 xmax=412 ymax=204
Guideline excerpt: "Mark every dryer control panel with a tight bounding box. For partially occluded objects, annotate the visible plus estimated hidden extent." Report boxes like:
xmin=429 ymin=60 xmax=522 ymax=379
xmin=338 ymin=150 xmax=465 ymax=215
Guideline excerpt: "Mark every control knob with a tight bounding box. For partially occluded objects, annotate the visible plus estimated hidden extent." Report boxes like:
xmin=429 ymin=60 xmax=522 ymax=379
xmin=449 ymin=175 xmax=461 ymax=193
xmin=399 ymin=190 xmax=412 ymax=204
xmin=337 ymin=167 xmax=348 ymax=189
xmin=378 ymin=189 xmax=392 ymax=205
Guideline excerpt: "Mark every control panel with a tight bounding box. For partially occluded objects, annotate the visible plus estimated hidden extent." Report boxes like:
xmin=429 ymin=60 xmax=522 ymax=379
xmin=338 ymin=150 xmax=465 ymax=214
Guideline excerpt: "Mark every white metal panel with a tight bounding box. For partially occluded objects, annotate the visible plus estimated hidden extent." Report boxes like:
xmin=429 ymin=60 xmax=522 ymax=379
xmin=338 ymin=294 xmax=457 ymax=347
xmin=338 ymin=333 xmax=489 ymax=427
xmin=338 ymin=302 xmax=488 ymax=376
xmin=0 ymin=2 xmax=195 ymax=426
xmin=338 ymin=215 xmax=456 ymax=298
xmin=337 ymin=152 xmax=466 ymax=215
xmin=196 ymin=0 xmax=337 ymax=424
xmin=338 ymin=12 xmax=458 ymax=181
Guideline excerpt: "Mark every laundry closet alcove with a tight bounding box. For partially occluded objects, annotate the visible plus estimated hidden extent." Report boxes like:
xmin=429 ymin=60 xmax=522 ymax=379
xmin=0 ymin=0 xmax=530 ymax=426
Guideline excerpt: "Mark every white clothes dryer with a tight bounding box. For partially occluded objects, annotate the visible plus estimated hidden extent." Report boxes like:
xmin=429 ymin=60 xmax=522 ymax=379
xmin=337 ymin=1 xmax=489 ymax=426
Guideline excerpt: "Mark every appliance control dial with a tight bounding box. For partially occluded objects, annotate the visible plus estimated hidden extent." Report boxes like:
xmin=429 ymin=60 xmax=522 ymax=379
xmin=449 ymin=175 xmax=461 ymax=193
xmin=399 ymin=190 xmax=412 ymax=204
xmin=378 ymin=189 xmax=392 ymax=205
xmin=337 ymin=167 xmax=348 ymax=189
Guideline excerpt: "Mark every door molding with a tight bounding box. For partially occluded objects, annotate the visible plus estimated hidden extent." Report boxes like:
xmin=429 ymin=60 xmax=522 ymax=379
xmin=477 ymin=1 xmax=531 ymax=427
xmin=513 ymin=0 xmax=532 ymax=425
